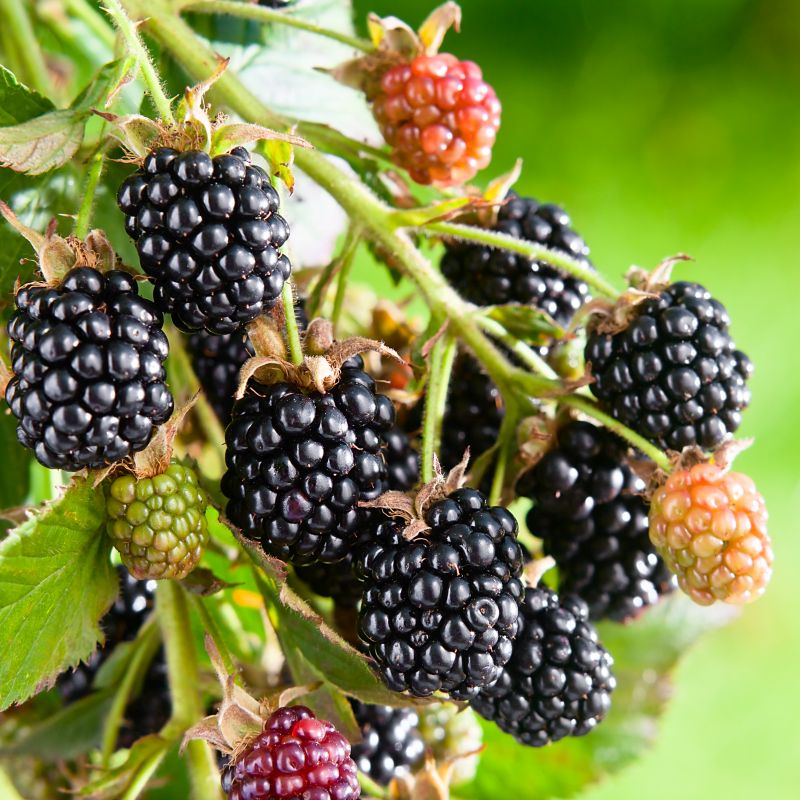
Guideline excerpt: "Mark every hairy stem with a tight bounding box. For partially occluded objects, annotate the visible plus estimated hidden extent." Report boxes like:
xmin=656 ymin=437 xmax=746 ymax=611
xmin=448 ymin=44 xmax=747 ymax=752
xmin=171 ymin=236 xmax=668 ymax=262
xmin=420 ymin=333 xmax=457 ymax=482
xmin=184 ymin=0 xmax=374 ymax=53
xmin=0 ymin=0 xmax=51 ymax=96
xmin=104 ymin=0 xmax=175 ymax=124
xmin=282 ymin=281 xmax=304 ymax=365
xmin=74 ymin=146 xmax=107 ymax=239
xmin=489 ymin=403 xmax=519 ymax=505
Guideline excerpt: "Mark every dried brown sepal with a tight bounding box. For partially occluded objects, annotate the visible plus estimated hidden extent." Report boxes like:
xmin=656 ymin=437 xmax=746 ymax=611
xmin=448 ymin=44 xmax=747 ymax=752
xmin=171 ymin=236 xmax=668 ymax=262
xmin=586 ymin=255 xmax=692 ymax=336
xmin=304 ymin=318 xmax=335 ymax=356
xmin=246 ymin=315 xmax=289 ymax=362
xmin=420 ymin=319 xmax=450 ymax=359
xmin=389 ymin=750 xmax=482 ymax=800
xmin=523 ymin=555 xmax=557 ymax=589
xmin=0 ymin=357 xmax=13 ymax=396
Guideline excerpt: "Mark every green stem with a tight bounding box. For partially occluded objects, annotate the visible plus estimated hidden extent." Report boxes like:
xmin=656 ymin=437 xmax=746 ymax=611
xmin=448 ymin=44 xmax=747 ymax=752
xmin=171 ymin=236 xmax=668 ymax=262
xmin=420 ymin=333 xmax=457 ymax=482
xmin=475 ymin=315 xmax=560 ymax=380
xmin=184 ymin=0 xmax=375 ymax=53
xmin=191 ymin=594 xmax=236 ymax=675
xmin=488 ymin=404 xmax=518 ymax=505
xmin=156 ymin=581 xmax=222 ymax=800
xmin=282 ymin=281 xmax=304 ymax=365
xmin=121 ymin=744 xmax=170 ymax=800
xmin=67 ymin=0 xmax=117 ymax=49
xmin=0 ymin=767 xmax=25 ymax=800
xmin=74 ymin=146 xmax=107 ymax=239
xmin=330 ymin=227 xmax=362 ymax=334
xmin=104 ymin=0 xmax=175 ymax=124
xmin=422 ymin=221 xmax=621 ymax=301
xmin=0 ymin=0 xmax=51 ymax=96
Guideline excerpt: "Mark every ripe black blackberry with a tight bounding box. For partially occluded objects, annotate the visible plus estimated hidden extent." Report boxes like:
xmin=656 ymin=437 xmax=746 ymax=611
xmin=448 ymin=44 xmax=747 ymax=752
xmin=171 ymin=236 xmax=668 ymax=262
xmin=441 ymin=195 xmax=592 ymax=330
xmin=518 ymin=421 xmax=675 ymax=622
xmin=350 ymin=701 xmax=425 ymax=786
xmin=586 ymin=281 xmax=753 ymax=451
xmin=117 ymin=146 xmax=290 ymax=335
xmin=471 ymin=586 xmax=615 ymax=747
xmin=222 ymin=356 xmax=395 ymax=564
xmin=357 ymin=489 xmax=524 ymax=700
xmin=295 ymin=425 xmax=419 ymax=605
xmin=5 ymin=267 xmax=173 ymax=471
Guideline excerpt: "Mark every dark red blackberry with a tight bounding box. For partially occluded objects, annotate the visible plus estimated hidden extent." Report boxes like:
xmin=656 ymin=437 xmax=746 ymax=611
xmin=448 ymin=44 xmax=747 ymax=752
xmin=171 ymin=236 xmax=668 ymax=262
xmin=221 ymin=356 xmax=395 ymax=564
xmin=518 ymin=421 xmax=675 ymax=622
xmin=5 ymin=267 xmax=173 ymax=471
xmin=356 ymin=489 xmax=524 ymax=700
xmin=221 ymin=705 xmax=360 ymax=800
xmin=350 ymin=700 xmax=424 ymax=786
xmin=117 ymin=146 xmax=290 ymax=335
xmin=471 ymin=586 xmax=615 ymax=747
xmin=586 ymin=281 xmax=753 ymax=451
xmin=441 ymin=196 xmax=591 ymax=329
xmin=295 ymin=425 xmax=420 ymax=606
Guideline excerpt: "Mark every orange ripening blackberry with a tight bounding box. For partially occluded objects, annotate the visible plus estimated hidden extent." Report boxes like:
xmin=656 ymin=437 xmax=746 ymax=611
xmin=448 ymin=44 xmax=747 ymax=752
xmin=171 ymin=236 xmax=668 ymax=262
xmin=649 ymin=463 xmax=772 ymax=605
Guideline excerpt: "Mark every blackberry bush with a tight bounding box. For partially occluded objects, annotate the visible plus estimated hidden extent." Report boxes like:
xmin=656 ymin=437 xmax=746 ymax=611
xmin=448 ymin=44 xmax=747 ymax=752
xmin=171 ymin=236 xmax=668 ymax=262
xmin=117 ymin=146 xmax=291 ymax=334
xmin=518 ymin=420 xmax=675 ymax=622
xmin=472 ymin=585 xmax=616 ymax=747
xmin=222 ymin=356 xmax=395 ymax=564
xmin=357 ymin=489 xmax=525 ymax=700
xmin=586 ymin=281 xmax=753 ymax=451
xmin=5 ymin=267 xmax=173 ymax=471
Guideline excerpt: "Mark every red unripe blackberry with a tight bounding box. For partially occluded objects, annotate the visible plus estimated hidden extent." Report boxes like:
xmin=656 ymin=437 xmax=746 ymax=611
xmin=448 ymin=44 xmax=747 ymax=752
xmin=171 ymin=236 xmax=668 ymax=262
xmin=356 ymin=489 xmax=525 ymax=700
xmin=350 ymin=701 xmax=424 ymax=786
xmin=518 ymin=421 xmax=675 ymax=622
xmin=221 ymin=705 xmax=360 ymax=800
xmin=471 ymin=586 xmax=615 ymax=747
xmin=586 ymin=282 xmax=753 ymax=451
xmin=649 ymin=463 xmax=772 ymax=605
xmin=295 ymin=426 xmax=419 ymax=605
xmin=117 ymin=146 xmax=291 ymax=335
xmin=5 ymin=267 xmax=173 ymax=471
xmin=441 ymin=196 xmax=592 ymax=329
xmin=221 ymin=356 xmax=395 ymax=564
xmin=373 ymin=53 xmax=501 ymax=186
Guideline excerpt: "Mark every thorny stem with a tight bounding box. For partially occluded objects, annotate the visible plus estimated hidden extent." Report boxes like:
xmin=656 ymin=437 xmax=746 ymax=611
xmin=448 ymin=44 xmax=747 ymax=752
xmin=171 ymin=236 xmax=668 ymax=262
xmin=282 ymin=281 xmax=304 ymax=365
xmin=184 ymin=0 xmax=375 ymax=53
xmin=103 ymin=0 xmax=176 ymax=125
xmin=0 ymin=0 xmax=51 ymax=96
xmin=156 ymin=581 xmax=223 ymax=800
xmin=74 ymin=145 xmax=108 ymax=239
xmin=121 ymin=0 xmax=674 ymax=475
xmin=420 ymin=333 xmax=457 ymax=482
xmin=421 ymin=220 xmax=621 ymax=301
xmin=331 ymin=227 xmax=362 ymax=334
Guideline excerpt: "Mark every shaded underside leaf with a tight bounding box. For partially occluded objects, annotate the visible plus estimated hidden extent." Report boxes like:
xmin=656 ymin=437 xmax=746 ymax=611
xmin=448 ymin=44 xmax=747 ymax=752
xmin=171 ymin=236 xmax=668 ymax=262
xmin=0 ymin=109 xmax=87 ymax=175
xmin=0 ymin=478 xmax=117 ymax=710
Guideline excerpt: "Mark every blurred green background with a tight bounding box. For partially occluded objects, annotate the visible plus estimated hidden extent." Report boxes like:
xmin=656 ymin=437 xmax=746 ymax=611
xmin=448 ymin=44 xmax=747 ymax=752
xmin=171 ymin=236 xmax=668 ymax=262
xmin=352 ymin=0 xmax=800 ymax=797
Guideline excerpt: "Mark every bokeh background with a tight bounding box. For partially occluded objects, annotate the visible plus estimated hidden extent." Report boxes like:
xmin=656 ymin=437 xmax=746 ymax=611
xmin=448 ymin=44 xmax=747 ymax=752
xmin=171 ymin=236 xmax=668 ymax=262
xmin=351 ymin=0 xmax=800 ymax=798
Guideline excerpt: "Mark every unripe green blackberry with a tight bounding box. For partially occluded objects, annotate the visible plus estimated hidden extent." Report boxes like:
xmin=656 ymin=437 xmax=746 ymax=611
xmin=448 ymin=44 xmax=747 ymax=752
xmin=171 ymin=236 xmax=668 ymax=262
xmin=106 ymin=462 xmax=209 ymax=580
xmin=417 ymin=703 xmax=482 ymax=785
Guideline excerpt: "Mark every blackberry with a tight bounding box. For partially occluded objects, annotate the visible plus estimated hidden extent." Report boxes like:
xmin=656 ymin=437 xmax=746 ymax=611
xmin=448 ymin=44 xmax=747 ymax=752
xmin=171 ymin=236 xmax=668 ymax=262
xmin=441 ymin=195 xmax=592 ymax=330
xmin=117 ymin=146 xmax=290 ymax=334
xmin=373 ymin=53 xmax=501 ymax=187
xmin=518 ymin=420 xmax=675 ymax=622
xmin=295 ymin=425 xmax=420 ymax=606
xmin=350 ymin=701 xmax=424 ymax=786
xmin=357 ymin=489 xmax=524 ymax=700
xmin=586 ymin=281 xmax=753 ymax=451
xmin=471 ymin=586 xmax=615 ymax=747
xmin=650 ymin=463 xmax=772 ymax=605
xmin=5 ymin=267 xmax=173 ymax=471
xmin=221 ymin=356 xmax=395 ymax=564
xmin=105 ymin=462 xmax=209 ymax=580
xmin=221 ymin=705 xmax=360 ymax=800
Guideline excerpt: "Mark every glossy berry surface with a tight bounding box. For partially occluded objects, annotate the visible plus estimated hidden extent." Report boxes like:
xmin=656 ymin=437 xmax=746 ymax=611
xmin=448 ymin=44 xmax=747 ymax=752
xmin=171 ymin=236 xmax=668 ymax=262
xmin=5 ymin=267 xmax=173 ymax=471
xmin=649 ymin=463 xmax=772 ymax=605
xmin=472 ymin=586 xmax=615 ymax=747
xmin=106 ymin=462 xmax=209 ymax=580
xmin=518 ymin=421 xmax=675 ymax=622
xmin=222 ymin=356 xmax=395 ymax=564
xmin=221 ymin=705 xmax=360 ymax=800
xmin=350 ymin=701 xmax=424 ymax=786
xmin=117 ymin=146 xmax=290 ymax=334
xmin=357 ymin=489 xmax=524 ymax=700
xmin=442 ymin=195 xmax=592 ymax=329
xmin=586 ymin=282 xmax=753 ymax=451
xmin=373 ymin=53 xmax=501 ymax=186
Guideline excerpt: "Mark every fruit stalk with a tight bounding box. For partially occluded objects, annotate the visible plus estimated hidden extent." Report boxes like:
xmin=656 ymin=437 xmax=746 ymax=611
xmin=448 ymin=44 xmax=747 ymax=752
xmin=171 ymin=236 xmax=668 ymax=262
xmin=420 ymin=332 xmax=457 ymax=482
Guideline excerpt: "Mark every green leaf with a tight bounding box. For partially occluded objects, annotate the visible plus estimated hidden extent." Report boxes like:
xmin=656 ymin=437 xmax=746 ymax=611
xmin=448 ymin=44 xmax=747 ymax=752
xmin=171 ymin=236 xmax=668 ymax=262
xmin=0 ymin=110 xmax=86 ymax=175
xmin=460 ymin=595 xmax=736 ymax=800
xmin=484 ymin=304 xmax=564 ymax=343
xmin=0 ymin=689 xmax=114 ymax=760
xmin=0 ymin=478 xmax=117 ymax=710
xmin=0 ymin=67 xmax=54 ymax=126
